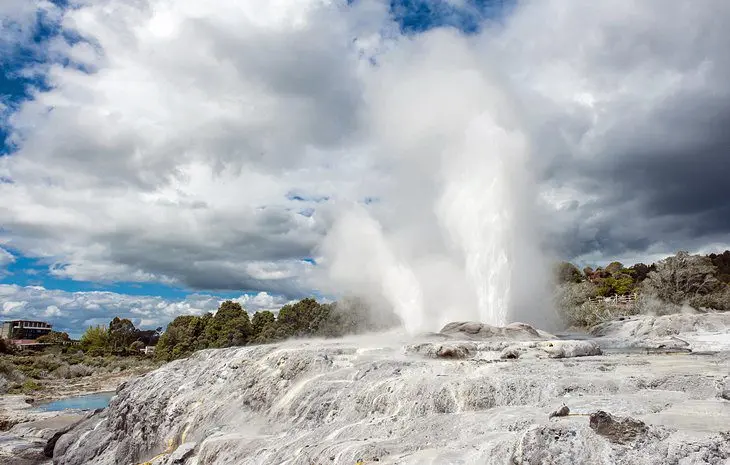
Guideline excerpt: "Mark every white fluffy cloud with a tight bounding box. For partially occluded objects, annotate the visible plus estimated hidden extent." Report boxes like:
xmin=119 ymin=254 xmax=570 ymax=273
xmin=0 ymin=0 xmax=43 ymax=56
xmin=1 ymin=0 xmax=392 ymax=295
xmin=1 ymin=0 xmax=730 ymax=328
xmin=0 ymin=247 xmax=15 ymax=277
xmin=0 ymin=284 xmax=290 ymax=337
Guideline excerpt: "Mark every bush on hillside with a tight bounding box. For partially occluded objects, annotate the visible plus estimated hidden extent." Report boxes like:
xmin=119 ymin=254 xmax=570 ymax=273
xmin=642 ymin=251 xmax=721 ymax=305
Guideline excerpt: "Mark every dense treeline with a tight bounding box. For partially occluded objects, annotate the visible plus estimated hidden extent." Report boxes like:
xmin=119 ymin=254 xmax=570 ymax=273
xmin=155 ymin=297 xmax=396 ymax=361
xmin=555 ymin=250 xmax=730 ymax=328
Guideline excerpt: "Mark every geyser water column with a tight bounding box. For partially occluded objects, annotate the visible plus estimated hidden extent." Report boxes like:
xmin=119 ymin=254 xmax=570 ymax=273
xmin=436 ymin=113 xmax=530 ymax=327
xmin=318 ymin=30 xmax=552 ymax=333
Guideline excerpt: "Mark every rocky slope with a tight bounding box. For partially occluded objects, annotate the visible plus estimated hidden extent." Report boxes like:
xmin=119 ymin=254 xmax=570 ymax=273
xmin=54 ymin=313 xmax=730 ymax=465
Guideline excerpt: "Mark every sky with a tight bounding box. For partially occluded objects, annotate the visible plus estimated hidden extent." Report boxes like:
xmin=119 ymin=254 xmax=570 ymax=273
xmin=1 ymin=0 xmax=729 ymax=337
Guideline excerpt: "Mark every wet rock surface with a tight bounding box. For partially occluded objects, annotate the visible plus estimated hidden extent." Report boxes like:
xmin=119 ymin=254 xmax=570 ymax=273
xmin=52 ymin=315 xmax=730 ymax=465
xmin=0 ymin=406 xmax=86 ymax=465
xmin=588 ymin=410 xmax=648 ymax=444
xmin=439 ymin=321 xmax=550 ymax=340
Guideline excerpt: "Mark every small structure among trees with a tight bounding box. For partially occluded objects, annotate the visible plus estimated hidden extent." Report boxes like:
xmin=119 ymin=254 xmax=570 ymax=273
xmin=79 ymin=318 xmax=162 ymax=356
xmin=554 ymin=250 xmax=730 ymax=328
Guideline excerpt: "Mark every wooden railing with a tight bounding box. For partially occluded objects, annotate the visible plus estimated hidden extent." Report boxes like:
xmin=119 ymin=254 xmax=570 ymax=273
xmin=586 ymin=293 xmax=639 ymax=305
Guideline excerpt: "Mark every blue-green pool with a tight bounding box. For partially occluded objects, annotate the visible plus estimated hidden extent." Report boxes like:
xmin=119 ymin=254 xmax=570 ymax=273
xmin=34 ymin=391 xmax=115 ymax=412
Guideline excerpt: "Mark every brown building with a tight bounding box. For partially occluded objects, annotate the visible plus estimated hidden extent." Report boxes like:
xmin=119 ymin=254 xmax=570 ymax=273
xmin=1 ymin=320 xmax=53 ymax=340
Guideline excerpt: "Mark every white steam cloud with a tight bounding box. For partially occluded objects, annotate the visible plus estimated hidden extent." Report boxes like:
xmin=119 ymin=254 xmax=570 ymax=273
xmin=317 ymin=29 xmax=554 ymax=333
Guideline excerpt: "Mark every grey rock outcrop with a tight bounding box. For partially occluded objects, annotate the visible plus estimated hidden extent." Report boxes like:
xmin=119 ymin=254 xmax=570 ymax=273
xmin=588 ymin=410 xmax=648 ymax=444
xmin=440 ymin=321 xmax=551 ymax=340
xmin=53 ymin=317 xmax=730 ymax=465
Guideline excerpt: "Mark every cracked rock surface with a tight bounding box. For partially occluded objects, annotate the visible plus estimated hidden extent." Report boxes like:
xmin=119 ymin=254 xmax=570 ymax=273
xmin=53 ymin=314 xmax=730 ymax=465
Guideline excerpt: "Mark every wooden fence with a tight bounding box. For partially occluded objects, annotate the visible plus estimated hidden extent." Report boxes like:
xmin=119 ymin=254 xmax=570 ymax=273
xmin=586 ymin=293 xmax=639 ymax=305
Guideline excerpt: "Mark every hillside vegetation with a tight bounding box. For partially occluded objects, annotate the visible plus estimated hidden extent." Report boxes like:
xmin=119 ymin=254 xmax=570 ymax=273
xmin=155 ymin=297 xmax=398 ymax=361
xmin=555 ymin=250 xmax=730 ymax=328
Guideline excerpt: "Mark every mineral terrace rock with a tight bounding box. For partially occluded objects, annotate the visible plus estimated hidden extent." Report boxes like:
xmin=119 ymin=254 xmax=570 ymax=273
xmin=403 ymin=342 xmax=475 ymax=359
xmin=52 ymin=316 xmax=730 ymax=465
xmin=538 ymin=340 xmax=602 ymax=358
xmin=549 ymin=405 xmax=570 ymax=419
xmin=439 ymin=321 xmax=548 ymax=340
xmin=499 ymin=347 xmax=520 ymax=359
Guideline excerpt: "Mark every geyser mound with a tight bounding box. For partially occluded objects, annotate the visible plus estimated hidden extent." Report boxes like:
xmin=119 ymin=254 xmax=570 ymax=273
xmin=49 ymin=313 xmax=730 ymax=465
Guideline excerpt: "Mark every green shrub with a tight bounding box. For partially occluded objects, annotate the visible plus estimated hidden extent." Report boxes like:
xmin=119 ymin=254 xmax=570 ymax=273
xmin=0 ymin=359 xmax=15 ymax=376
xmin=32 ymin=355 xmax=63 ymax=372
xmin=561 ymin=300 xmax=639 ymax=329
xmin=21 ymin=380 xmax=42 ymax=393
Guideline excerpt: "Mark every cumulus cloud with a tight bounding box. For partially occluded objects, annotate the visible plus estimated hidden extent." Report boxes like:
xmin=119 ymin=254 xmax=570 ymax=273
xmin=0 ymin=0 xmax=43 ymax=57
xmin=0 ymin=247 xmax=15 ymax=277
xmin=493 ymin=0 xmax=730 ymax=263
xmin=0 ymin=284 xmax=290 ymax=337
xmin=1 ymin=0 xmax=390 ymax=296
xmin=1 ymin=0 xmax=729 ymax=329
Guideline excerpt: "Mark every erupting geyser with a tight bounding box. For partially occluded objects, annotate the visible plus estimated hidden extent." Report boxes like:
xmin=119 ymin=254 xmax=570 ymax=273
xmin=436 ymin=113 xmax=534 ymax=328
xmin=319 ymin=35 xmax=551 ymax=333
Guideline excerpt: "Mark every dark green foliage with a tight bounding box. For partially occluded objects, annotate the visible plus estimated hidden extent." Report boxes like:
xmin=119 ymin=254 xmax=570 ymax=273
xmin=709 ymin=251 xmax=730 ymax=283
xmin=205 ymin=301 xmax=251 ymax=348
xmin=555 ymin=262 xmax=583 ymax=284
xmin=251 ymin=311 xmax=276 ymax=339
xmin=108 ymin=317 xmax=138 ymax=353
xmin=155 ymin=297 xmax=398 ymax=361
xmin=276 ymin=298 xmax=332 ymax=337
xmin=628 ymin=263 xmax=654 ymax=283
xmin=155 ymin=314 xmax=211 ymax=361
xmin=597 ymin=275 xmax=635 ymax=297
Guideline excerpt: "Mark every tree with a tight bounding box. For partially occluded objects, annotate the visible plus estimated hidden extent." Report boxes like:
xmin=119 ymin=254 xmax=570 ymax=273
xmin=277 ymin=298 xmax=331 ymax=337
xmin=554 ymin=281 xmax=599 ymax=311
xmin=80 ymin=326 xmax=110 ymax=356
xmin=642 ymin=251 xmax=721 ymax=304
xmin=155 ymin=314 xmax=211 ymax=361
xmin=628 ymin=263 xmax=654 ymax=283
xmin=108 ymin=317 xmax=138 ymax=353
xmin=604 ymin=261 xmax=624 ymax=276
xmin=708 ymin=251 xmax=730 ymax=283
xmin=205 ymin=301 xmax=251 ymax=348
xmin=597 ymin=275 xmax=635 ymax=297
xmin=251 ymin=311 xmax=276 ymax=338
xmin=555 ymin=262 xmax=583 ymax=284
xmin=36 ymin=331 xmax=71 ymax=344
xmin=135 ymin=327 xmax=162 ymax=346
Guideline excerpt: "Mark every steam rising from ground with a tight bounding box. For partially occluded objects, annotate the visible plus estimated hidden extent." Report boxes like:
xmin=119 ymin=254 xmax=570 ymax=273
xmin=318 ymin=30 xmax=553 ymax=333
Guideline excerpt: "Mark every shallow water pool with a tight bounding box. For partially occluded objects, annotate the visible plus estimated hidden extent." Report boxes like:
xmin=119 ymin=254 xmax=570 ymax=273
xmin=34 ymin=391 xmax=115 ymax=412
